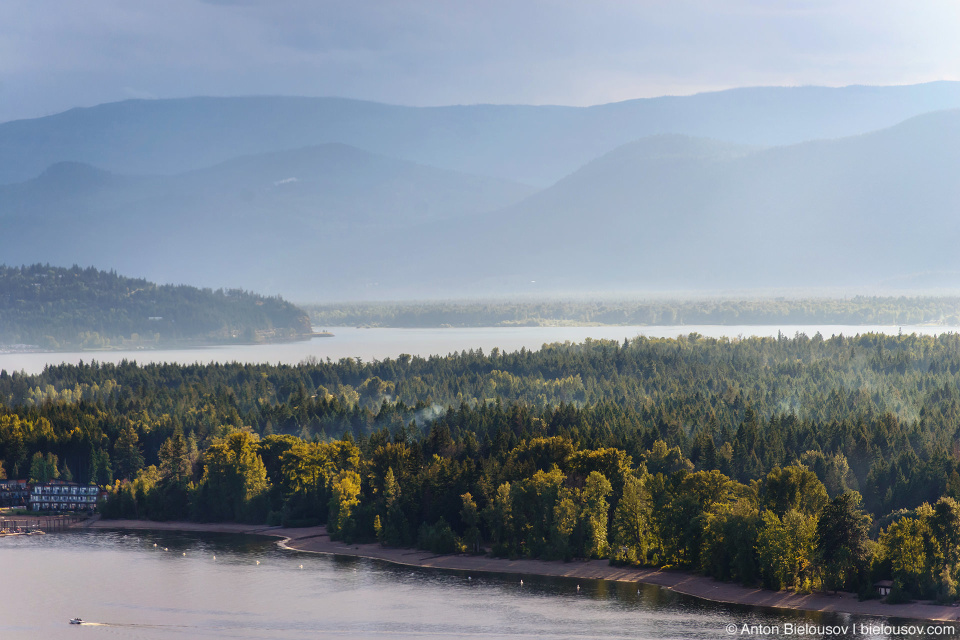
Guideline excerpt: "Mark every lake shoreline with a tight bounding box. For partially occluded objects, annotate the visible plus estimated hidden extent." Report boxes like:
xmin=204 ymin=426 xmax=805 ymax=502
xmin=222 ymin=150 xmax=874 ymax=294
xmin=0 ymin=334 xmax=317 ymax=356
xmin=86 ymin=518 xmax=960 ymax=624
xmin=8 ymin=324 xmax=960 ymax=377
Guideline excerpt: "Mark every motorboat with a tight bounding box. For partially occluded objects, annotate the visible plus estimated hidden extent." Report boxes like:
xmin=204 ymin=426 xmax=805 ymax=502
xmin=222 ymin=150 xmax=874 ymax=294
xmin=69 ymin=618 xmax=83 ymax=625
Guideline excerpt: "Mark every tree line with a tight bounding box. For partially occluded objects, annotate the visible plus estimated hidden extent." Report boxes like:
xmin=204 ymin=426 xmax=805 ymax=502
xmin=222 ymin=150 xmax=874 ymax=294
xmin=306 ymin=296 xmax=960 ymax=328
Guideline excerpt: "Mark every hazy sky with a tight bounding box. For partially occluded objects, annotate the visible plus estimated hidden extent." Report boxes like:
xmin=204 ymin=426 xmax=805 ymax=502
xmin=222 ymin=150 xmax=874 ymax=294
xmin=2 ymin=0 xmax=958 ymax=123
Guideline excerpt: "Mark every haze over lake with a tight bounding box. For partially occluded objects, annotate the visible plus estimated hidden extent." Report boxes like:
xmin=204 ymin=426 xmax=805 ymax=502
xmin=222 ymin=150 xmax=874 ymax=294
xmin=2 ymin=324 xmax=958 ymax=376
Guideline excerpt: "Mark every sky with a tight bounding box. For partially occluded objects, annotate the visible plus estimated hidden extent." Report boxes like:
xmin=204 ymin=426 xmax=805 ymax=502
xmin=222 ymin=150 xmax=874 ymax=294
xmin=1 ymin=0 xmax=959 ymax=123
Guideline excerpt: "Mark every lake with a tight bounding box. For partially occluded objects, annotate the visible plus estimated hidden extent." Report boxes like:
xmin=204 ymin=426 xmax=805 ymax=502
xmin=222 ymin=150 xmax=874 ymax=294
xmin=1 ymin=530 xmax=950 ymax=640
xmin=2 ymin=324 xmax=958 ymax=376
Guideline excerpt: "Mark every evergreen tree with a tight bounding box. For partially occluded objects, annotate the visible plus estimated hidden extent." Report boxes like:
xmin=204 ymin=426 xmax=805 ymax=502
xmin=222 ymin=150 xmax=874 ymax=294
xmin=816 ymin=492 xmax=871 ymax=592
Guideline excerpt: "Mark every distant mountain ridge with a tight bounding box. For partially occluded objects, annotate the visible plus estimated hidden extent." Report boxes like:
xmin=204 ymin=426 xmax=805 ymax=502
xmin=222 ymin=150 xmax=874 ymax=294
xmin=0 ymin=143 xmax=535 ymax=296
xmin=4 ymin=86 xmax=960 ymax=300
xmin=421 ymin=109 xmax=960 ymax=292
xmin=4 ymin=82 xmax=960 ymax=186
xmin=0 ymin=143 xmax=533 ymax=225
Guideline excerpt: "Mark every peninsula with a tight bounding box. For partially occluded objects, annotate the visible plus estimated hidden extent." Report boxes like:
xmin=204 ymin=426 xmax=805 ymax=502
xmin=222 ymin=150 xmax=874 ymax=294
xmin=0 ymin=264 xmax=312 ymax=350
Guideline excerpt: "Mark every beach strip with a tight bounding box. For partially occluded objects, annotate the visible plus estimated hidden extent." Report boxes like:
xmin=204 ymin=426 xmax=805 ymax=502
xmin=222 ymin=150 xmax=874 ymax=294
xmin=85 ymin=519 xmax=960 ymax=623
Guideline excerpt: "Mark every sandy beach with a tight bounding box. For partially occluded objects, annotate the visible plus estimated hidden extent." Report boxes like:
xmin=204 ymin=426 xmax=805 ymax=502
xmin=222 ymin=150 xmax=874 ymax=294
xmin=85 ymin=518 xmax=960 ymax=623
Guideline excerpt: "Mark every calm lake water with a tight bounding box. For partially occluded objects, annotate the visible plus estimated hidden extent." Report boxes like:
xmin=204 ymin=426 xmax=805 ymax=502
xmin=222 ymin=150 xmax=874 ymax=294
xmin=2 ymin=325 xmax=959 ymax=376
xmin=1 ymin=530 xmax=952 ymax=640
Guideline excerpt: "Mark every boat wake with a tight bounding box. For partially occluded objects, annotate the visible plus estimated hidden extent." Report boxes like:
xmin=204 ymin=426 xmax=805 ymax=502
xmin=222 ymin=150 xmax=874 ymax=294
xmin=70 ymin=621 xmax=195 ymax=629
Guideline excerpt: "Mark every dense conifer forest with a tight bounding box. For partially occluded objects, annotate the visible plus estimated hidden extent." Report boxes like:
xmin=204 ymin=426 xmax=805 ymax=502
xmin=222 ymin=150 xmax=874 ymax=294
xmin=3 ymin=331 xmax=960 ymax=601
xmin=306 ymin=297 xmax=960 ymax=328
xmin=0 ymin=264 xmax=312 ymax=349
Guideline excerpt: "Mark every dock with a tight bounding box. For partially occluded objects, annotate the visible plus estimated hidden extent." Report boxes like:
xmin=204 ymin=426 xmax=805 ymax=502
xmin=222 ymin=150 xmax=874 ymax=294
xmin=0 ymin=514 xmax=87 ymax=535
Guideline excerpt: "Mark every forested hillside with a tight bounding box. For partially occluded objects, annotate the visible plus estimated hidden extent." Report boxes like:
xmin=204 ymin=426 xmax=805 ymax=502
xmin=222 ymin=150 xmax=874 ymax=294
xmin=3 ymin=332 xmax=960 ymax=600
xmin=0 ymin=264 xmax=312 ymax=349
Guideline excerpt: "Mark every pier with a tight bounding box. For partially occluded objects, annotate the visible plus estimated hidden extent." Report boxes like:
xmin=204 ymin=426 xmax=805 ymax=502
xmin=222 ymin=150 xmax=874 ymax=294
xmin=0 ymin=514 xmax=87 ymax=535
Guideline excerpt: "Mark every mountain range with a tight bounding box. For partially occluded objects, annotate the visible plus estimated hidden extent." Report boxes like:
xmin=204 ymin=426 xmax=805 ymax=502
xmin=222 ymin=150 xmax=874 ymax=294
xmin=5 ymin=82 xmax=960 ymax=187
xmin=3 ymin=83 xmax=960 ymax=300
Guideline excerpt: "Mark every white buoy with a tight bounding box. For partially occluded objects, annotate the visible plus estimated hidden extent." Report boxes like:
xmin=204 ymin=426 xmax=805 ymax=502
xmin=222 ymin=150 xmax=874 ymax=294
xmin=256 ymin=560 xmax=260 ymax=565
xmin=153 ymin=543 xmax=157 ymax=547
xmin=299 ymin=564 xmax=303 ymax=569
xmin=577 ymin=585 xmax=580 ymax=591
xmin=213 ymin=555 xmax=216 ymax=560
xmin=182 ymin=552 xmax=186 ymax=556
xmin=520 ymin=579 xmax=523 ymax=585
